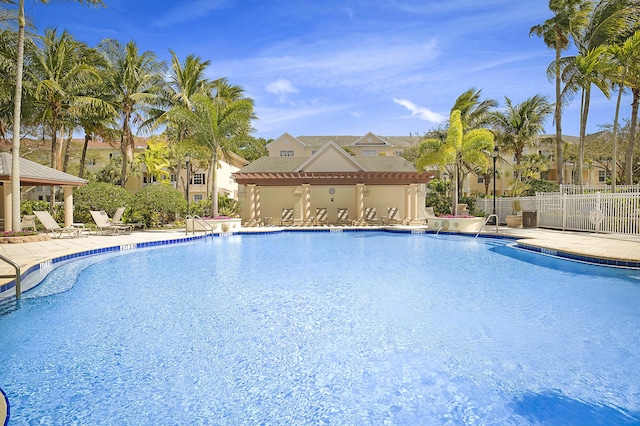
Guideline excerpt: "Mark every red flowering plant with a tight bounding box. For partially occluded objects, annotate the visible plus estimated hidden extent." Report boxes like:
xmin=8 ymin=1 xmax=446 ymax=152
xmin=1 ymin=230 xmax=38 ymax=237
xmin=436 ymin=214 xmax=475 ymax=218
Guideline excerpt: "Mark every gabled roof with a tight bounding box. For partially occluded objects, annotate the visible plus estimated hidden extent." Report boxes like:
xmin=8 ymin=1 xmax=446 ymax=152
xmin=294 ymin=141 xmax=366 ymax=172
xmin=0 ymin=152 xmax=87 ymax=186
xmin=266 ymin=132 xmax=307 ymax=149
xmin=296 ymin=134 xmax=420 ymax=148
xmin=351 ymin=132 xmax=390 ymax=147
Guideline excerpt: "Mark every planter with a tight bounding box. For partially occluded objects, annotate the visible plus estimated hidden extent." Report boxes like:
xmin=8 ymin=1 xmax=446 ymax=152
xmin=505 ymin=215 xmax=523 ymax=228
xmin=185 ymin=218 xmax=242 ymax=233
xmin=0 ymin=233 xmax=51 ymax=244
xmin=429 ymin=217 xmax=485 ymax=233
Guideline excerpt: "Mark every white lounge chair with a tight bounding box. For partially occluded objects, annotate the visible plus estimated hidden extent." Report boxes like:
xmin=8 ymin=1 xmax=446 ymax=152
xmin=112 ymin=207 xmax=126 ymax=224
xmin=90 ymin=210 xmax=132 ymax=235
xmin=21 ymin=214 xmax=37 ymax=231
xmin=33 ymin=210 xmax=85 ymax=238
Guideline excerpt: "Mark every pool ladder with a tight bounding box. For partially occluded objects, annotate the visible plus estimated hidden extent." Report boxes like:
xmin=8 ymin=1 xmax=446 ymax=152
xmin=0 ymin=254 xmax=21 ymax=299
xmin=185 ymin=215 xmax=215 ymax=236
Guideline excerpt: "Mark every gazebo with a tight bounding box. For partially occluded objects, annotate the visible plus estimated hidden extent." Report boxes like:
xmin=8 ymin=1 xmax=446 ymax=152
xmin=0 ymin=152 xmax=87 ymax=231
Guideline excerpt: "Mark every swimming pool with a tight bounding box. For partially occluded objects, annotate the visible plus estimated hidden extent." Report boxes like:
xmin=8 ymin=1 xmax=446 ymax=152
xmin=1 ymin=231 xmax=639 ymax=424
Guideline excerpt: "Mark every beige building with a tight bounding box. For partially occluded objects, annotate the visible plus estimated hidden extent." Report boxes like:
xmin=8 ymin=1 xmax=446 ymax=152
xmin=235 ymin=136 xmax=433 ymax=226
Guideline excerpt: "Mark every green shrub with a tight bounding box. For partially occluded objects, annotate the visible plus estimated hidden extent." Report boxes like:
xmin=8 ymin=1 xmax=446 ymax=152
xmin=21 ymin=200 xmax=50 ymax=215
xmin=522 ymin=179 xmax=559 ymax=196
xmin=73 ymin=182 xmax=133 ymax=224
xmin=188 ymin=194 xmax=240 ymax=218
xmin=132 ymin=183 xmax=186 ymax=227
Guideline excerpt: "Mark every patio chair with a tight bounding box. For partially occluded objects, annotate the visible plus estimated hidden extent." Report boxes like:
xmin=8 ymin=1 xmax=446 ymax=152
xmin=337 ymin=208 xmax=352 ymax=226
xmin=33 ymin=210 xmax=84 ymax=238
xmin=364 ymin=207 xmax=380 ymax=225
xmin=424 ymin=207 xmax=437 ymax=226
xmin=382 ymin=207 xmax=402 ymax=225
xmin=90 ymin=210 xmax=132 ymax=235
xmin=21 ymin=214 xmax=37 ymax=231
xmin=315 ymin=208 xmax=328 ymax=226
xmin=112 ymin=207 xmax=126 ymax=224
xmin=280 ymin=208 xmax=294 ymax=226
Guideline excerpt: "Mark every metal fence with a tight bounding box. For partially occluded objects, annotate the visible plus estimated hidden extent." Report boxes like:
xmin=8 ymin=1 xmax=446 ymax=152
xmin=475 ymin=192 xmax=640 ymax=235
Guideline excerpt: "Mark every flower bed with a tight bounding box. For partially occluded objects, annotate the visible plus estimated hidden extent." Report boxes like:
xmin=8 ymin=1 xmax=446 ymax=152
xmin=429 ymin=216 xmax=485 ymax=233
xmin=185 ymin=217 xmax=242 ymax=233
xmin=0 ymin=232 xmax=51 ymax=244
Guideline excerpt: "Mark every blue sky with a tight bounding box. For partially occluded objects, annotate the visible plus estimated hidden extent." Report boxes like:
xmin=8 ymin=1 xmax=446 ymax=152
xmin=27 ymin=0 xmax=630 ymax=140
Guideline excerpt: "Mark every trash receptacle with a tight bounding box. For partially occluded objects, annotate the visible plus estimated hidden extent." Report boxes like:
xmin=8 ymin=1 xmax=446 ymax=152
xmin=523 ymin=211 xmax=537 ymax=228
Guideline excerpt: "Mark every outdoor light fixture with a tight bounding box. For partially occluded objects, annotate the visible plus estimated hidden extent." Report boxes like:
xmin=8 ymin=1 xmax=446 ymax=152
xmin=185 ymin=155 xmax=191 ymax=216
xmin=491 ymin=146 xmax=499 ymax=224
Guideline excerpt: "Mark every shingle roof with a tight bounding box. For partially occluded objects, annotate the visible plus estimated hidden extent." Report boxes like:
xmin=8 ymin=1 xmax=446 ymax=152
xmin=296 ymin=135 xmax=421 ymax=148
xmin=237 ymin=155 xmax=417 ymax=173
xmin=0 ymin=152 xmax=87 ymax=186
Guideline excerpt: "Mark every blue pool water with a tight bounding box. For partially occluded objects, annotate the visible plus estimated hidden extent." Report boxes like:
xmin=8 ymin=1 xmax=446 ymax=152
xmin=1 ymin=231 xmax=640 ymax=425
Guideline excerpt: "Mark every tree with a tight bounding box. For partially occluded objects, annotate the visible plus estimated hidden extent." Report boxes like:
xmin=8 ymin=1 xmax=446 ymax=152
xmin=451 ymin=87 xmax=497 ymax=130
xmin=136 ymin=136 xmax=170 ymax=182
xmin=417 ymin=110 xmax=494 ymax=216
xmin=530 ymin=0 xmax=593 ymax=184
xmin=98 ymin=38 xmax=165 ymax=188
xmin=608 ymin=31 xmax=640 ymax=187
xmin=561 ymin=46 xmax=611 ymax=185
xmin=490 ymin=95 xmax=554 ymax=181
xmin=8 ymin=0 xmax=103 ymax=230
xmin=161 ymin=93 xmax=254 ymax=217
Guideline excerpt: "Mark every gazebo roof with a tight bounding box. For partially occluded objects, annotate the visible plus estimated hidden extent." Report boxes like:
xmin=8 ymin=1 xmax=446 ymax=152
xmin=0 ymin=152 xmax=87 ymax=186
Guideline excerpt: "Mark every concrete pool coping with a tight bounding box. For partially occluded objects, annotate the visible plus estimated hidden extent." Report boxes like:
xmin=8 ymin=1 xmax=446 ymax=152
xmin=1 ymin=224 xmax=640 ymax=423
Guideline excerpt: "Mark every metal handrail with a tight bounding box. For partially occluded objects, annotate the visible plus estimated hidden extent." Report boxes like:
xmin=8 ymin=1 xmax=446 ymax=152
xmin=475 ymin=214 xmax=499 ymax=238
xmin=0 ymin=254 xmax=21 ymax=299
xmin=185 ymin=215 xmax=215 ymax=236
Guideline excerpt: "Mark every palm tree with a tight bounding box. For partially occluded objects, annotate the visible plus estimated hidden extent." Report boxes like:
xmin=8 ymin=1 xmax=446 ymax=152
xmin=451 ymin=87 xmax=497 ymax=130
xmin=161 ymin=93 xmax=254 ymax=217
xmin=417 ymin=110 xmax=494 ymax=216
xmin=562 ymin=46 xmax=611 ymax=185
xmin=8 ymin=0 xmax=103 ymax=230
xmin=27 ymin=29 xmax=103 ymax=170
xmin=530 ymin=0 xmax=593 ymax=184
xmin=490 ymin=95 xmax=554 ymax=182
xmin=607 ymin=30 xmax=640 ymax=188
xmin=98 ymin=39 xmax=165 ymax=187
xmin=137 ymin=136 xmax=170 ymax=183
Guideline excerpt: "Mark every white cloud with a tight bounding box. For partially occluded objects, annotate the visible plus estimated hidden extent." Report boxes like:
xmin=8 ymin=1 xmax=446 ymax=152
xmin=266 ymin=78 xmax=299 ymax=100
xmin=393 ymin=99 xmax=445 ymax=123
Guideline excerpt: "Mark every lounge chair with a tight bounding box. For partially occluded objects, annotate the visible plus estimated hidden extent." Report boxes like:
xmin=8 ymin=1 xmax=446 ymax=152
xmin=382 ymin=207 xmax=402 ymax=225
xmin=33 ymin=210 xmax=85 ymax=238
xmin=21 ymin=214 xmax=37 ymax=231
xmin=280 ymin=208 xmax=294 ymax=226
xmin=364 ymin=207 xmax=380 ymax=225
xmin=424 ymin=207 xmax=437 ymax=226
xmin=315 ymin=208 xmax=328 ymax=226
xmin=90 ymin=210 xmax=132 ymax=235
xmin=112 ymin=207 xmax=126 ymax=224
xmin=337 ymin=208 xmax=352 ymax=226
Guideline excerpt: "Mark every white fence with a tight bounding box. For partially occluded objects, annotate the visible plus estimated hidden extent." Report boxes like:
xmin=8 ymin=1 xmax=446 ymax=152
xmin=475 ymin=192 xmax=640 ymax=235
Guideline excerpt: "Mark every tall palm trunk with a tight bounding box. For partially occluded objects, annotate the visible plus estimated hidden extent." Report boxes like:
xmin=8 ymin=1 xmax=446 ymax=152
xmin=626 ymin=88 xmax=639 ymax=184
xmin=210 ymin=150 xmax=219 ymax=217
xmin=577 ymin=86 xmax=591 ymax=188
xmin=79 ymin=133 xmax=90 ymax=178
xmin=554 ymin=28 xmax=564 ymax=184
xmin=10 ymin=0 xmax=25 ymax=230
xmin=612 ymin=85 xmax=623 ymax=190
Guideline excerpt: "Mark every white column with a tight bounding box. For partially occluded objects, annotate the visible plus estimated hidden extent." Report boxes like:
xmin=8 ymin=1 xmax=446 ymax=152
xmin=63 ymin=186 xmax=74 ymax=227
xmin=247 ymin=184 xmax=256 ymax=223
xmin=255 ymin=186 xmax=261 ymax=224
xmin=302 ymin=184 xmax=311 ymax=222
xmin=355 ymin=183 xmax=365 ymax=224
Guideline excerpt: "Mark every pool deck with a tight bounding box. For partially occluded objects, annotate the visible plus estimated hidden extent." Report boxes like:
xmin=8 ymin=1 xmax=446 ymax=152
xmin=1 ymin=225 xmax=640 ymax=423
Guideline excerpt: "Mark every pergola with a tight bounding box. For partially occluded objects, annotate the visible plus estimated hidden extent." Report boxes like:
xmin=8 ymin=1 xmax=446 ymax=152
xmin=0 ymin=152 xmax=87 ymax=231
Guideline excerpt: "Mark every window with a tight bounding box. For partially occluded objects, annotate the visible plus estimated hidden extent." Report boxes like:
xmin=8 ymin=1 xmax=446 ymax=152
xmin=599 ymin=170 xmax=610 ymax=183
xmin=194 ymin=194 xmax=203 ymax=202
xmin=192 ymin=173 xmax=205 ymax=185
xmin=363 ymin=149 xmax=377 ymax=156
xmin=280 ymin=150 xmax=294 ymax=157
xmin=477 ymin=177 xmax=484 ymax=183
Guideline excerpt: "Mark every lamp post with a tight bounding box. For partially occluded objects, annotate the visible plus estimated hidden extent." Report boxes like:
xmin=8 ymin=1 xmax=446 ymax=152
xmin=185 ymin=155 xmax=191 ymax=216
xmin=491 ymin=146 xmax=499 ymax=224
